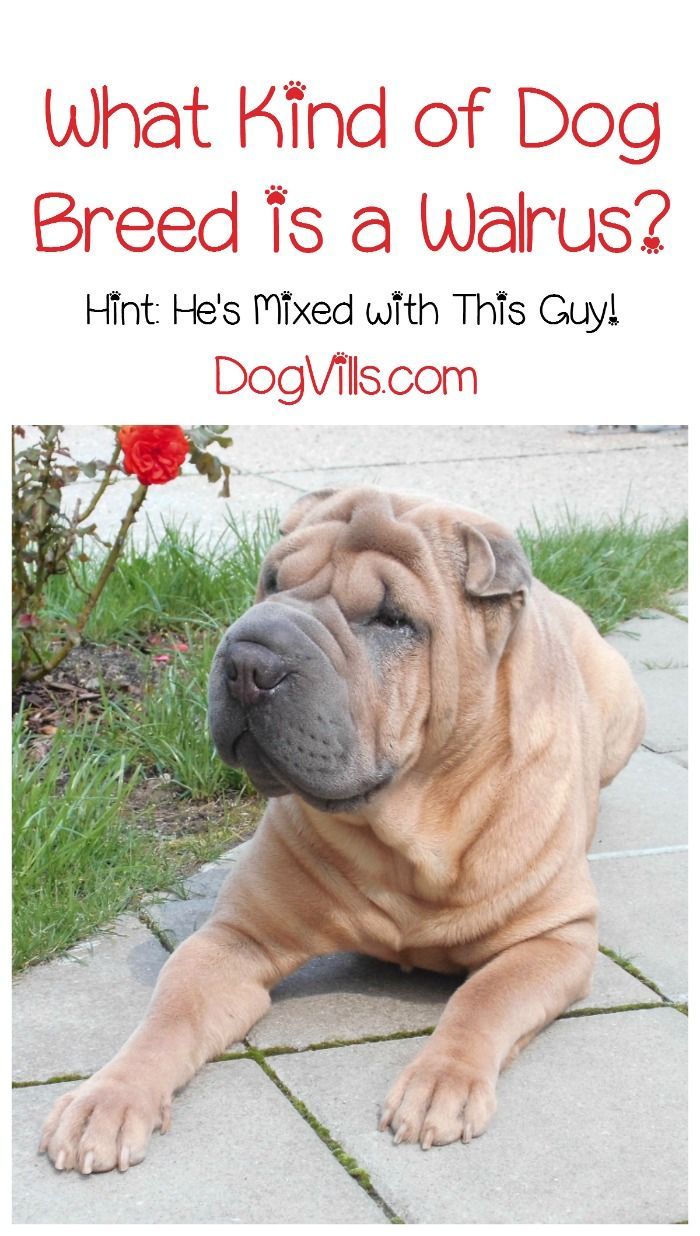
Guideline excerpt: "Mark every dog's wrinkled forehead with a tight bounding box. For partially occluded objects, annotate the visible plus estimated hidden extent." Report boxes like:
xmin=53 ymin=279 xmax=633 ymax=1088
xmin=281 ymin=486 xmax=422 ymax=555
xmin=280 ymin=486 xmax=414 ymax=533
xmin=276 ymin=486 xmax=532 ymax=606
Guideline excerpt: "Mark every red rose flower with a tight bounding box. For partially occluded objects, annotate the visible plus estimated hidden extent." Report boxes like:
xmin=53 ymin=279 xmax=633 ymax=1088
xmin=118 ymin=425 xmax=189 ymax=486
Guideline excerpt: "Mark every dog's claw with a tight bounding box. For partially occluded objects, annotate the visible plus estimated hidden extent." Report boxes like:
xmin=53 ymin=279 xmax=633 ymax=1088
xmin=54 ymin=1150 xmax=66 ymax=1172
xmin=393 ymin=1122 xmax=408 ymax=1145
xmin=81 ymin=1151 xmax=94 ymax=1176
xmin=421 ymin=1129 xmax=434 ymax=1150
xmin=118 ymin=1145 xmax=130 ymax=1173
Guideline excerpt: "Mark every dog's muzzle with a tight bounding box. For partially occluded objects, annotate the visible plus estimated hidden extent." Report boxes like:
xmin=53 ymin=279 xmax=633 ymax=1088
xmin=208 ymin=601 xmax=394 ymax=810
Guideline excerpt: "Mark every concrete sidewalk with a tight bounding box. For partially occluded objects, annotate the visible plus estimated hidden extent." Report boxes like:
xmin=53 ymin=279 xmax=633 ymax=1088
xmin=55 ymin=424 xmax=688 ymax=544
xmin=12 ymin=597 xmax=688 ymax=1223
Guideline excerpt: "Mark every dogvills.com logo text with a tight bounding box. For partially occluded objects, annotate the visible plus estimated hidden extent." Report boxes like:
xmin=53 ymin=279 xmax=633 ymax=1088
xmin=214 ymin=352 xmax=478 ymax=403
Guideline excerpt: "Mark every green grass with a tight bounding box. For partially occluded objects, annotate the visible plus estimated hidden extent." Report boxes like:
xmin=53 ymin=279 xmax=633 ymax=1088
xmin=12 ymin=509 xmax=688 ymax=973
xmin=44 ymin=511 xmax=278 ymax=644
xmin=13 ymin=516 xmax=275 ymax=972
xmin=12 ymin=702 xmax=260 ymax=971
xmin=12 ymin=710 xmax=167 ymax=971
xmin=520 ymin=512 xmax=688 ymax=634
xmin=103 ymin=634 xmax=246 ymax=800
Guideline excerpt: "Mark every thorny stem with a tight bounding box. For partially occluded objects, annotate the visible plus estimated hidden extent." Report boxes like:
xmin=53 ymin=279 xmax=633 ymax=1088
xmin=76 ymin=441 xmax=122 ymax=523
xmin=20 ymin=482 xmax=149 ymax=683
xmin=65 ymin=557 xmax=91 ymax=597
xmin=21 ymin=629 xmax=49 ymax=672
xmin=33 ymin=429 xmax=60 ymax=605
xmin=11 ymin=432 xmax=32 ymax=609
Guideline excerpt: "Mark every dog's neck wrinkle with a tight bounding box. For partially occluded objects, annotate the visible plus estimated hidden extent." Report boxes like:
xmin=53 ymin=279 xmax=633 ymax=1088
xmin=298 ymin=765 xmax=508 ymax=900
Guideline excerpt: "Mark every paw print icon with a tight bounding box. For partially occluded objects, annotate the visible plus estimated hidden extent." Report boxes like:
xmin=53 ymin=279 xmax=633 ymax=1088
xmin=284 ymin=81 xmax=306 ymax=101
xmin=265 ymin=185 xmax=288 ymax=206
xmin=333 ymin=352 xmax=348 ymax=364
xmin=109 ymin=291 xmax=121 ymax=301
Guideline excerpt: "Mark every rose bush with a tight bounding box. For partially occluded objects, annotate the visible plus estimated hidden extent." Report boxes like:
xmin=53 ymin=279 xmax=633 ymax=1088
xmin=12 ymin=424 xmax=232 ymax=685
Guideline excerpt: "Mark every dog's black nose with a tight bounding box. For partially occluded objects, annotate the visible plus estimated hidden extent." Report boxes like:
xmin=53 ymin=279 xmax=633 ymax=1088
xmin=225 ymin=641 xmax=288 ymax=707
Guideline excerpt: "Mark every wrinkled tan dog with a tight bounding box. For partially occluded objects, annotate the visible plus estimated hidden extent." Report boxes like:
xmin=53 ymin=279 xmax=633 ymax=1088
xmin=41 ymin=486 xmax=644 ymax=1173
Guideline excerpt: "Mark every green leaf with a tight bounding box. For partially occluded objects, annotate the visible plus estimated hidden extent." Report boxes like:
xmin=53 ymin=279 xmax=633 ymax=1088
xmin=187 ymin=425 xmax=233 ymax=451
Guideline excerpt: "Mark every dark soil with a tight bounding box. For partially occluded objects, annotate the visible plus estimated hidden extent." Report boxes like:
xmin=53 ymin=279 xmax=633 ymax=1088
xmin=13 ymin=633 xmax=191 ymax=736
xmin=14 ymin=641 xmax=148 ymax=734
xmin=126 ymin=777 xmax=263 ymax=842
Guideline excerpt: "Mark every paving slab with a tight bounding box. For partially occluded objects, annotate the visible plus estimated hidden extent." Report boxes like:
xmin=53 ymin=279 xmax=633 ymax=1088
xmin=250 ymin=954 xmax=460 ymax=1050
xmin=273 ymin=1008 xmax=687 ymax=1224
xmin=594 ymin=748 xmax=687 ymax=853
xmin=667 ymin=748 xmax=688 ymax=769
xmin=578 ymin=949 xmax=663 ymax=1009
xmin=594 ymin=850 xmax=687 ymax=999
xmin=12 ymin=916 xmax=168 ymax=1083
xmin=605 ymin=611 xmax=687 ymax=670
xmin=249 ymin=949 xmax=656 ymax=1051
xmin=13 ymin=1059 xmax=385 ymax=1224
xmin=635 ymin=666 xmax=688 ymax=753
xmin=143 ymin=845 xmax=245 ymax=947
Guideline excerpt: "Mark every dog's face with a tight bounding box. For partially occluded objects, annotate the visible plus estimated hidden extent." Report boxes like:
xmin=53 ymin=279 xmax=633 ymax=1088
xmin=208 ymin=487 xmax=531 ymax=812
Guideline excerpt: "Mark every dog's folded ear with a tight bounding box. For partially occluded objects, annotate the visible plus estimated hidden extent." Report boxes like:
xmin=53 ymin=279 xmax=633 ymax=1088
xmin=280 ymin=489 xmax=339 ymax=537
xmin=457 ymin=523 xmax=532 ymax=604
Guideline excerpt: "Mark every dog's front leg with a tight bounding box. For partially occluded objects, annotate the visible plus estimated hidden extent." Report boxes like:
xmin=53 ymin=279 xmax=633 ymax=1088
xmin=380 ymin=919 xmax=596 ymax=1148
xmin=39 ymin=913 xmax=309 ymax=1174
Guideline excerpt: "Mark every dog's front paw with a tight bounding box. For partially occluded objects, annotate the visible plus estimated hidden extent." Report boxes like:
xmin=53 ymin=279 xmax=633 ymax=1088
xmin=39 ymin=1069 xmax=170 ymax=1174
xmin=379 ymin=1049 xmax=497 ymax=1149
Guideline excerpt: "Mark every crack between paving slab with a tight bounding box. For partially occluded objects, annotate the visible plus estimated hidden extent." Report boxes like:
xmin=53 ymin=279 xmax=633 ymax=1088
xmin=20 ymin=942 xmax=670 ymax=1077
xmin=210 ymin=998 xmax=686 ymax=1067
xmin=559 ymin=1001 xmax=684 ymax=1019
xmin=589 ymin=844 xmax=687 ymax=860
xmin=244 ymin=1047 xmax=404 ymax=1223
xmin=598 ymin=944 xmax=672 ymax=1001
xmin=13 ymin=1073 xmax=88 ymax=1088
xmin=15 ymin=997 xmax=687 ymax=1089
xmin=254 ymin=1026 xmax=437 ymax=1056
xmin=641 ymin=743 xmax=686 ymax=759
xmin=138 ymin=907 xmax=177 ymax=954
xmin=245 ymin=473 xmax=307 ymax=493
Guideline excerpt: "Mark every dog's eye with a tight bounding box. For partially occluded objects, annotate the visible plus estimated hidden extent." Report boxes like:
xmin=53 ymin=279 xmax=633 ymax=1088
xmin=371 ymin=608 xmax=414 ymax=632
xmin=263 ymin=567 xmax=279 ymax=594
